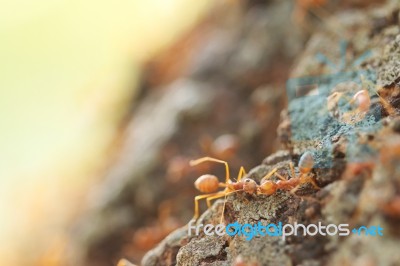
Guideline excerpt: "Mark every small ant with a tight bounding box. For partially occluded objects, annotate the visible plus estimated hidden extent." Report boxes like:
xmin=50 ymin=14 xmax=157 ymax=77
xmin=328 ymin=77 xmax=395 ymax=124
xmin=190 ymin=152 xmax=319 ymax=220
xmin=259 ymin=151 xmax=319 ymax=195
xmin=190 ymin=156 xmax=278 ymax=220
xmin=344 ymin=87 xmax=396 ymax=123
xmin=357 ymin=76 xmax=397 ymax=116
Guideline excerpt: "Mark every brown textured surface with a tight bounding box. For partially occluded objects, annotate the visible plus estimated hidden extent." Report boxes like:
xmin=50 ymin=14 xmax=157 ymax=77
xmin=142 ymin=2 xmax=400 ymax=265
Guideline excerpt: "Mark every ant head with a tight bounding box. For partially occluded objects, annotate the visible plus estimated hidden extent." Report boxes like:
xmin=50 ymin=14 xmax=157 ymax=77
xmin=242 ymin=178 xmax=257 ymax=194
xmin=259 ymin=180 xmax=277 ymax=196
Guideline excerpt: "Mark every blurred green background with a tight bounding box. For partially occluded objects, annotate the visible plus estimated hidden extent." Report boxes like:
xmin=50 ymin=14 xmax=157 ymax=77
xmin=0 ymin=0 xmax=213 ymax=264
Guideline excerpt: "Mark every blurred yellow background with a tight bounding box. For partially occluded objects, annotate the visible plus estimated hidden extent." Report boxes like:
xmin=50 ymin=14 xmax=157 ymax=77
xmin=0 ymin=0 xmax=212 ymax=264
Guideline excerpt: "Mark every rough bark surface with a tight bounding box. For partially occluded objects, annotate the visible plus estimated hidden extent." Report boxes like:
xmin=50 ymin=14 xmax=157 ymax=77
xmin=143 ymin=2 xmax=400 ymax=266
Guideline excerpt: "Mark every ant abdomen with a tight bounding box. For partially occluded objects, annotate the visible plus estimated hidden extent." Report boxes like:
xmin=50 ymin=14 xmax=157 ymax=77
xmin=298 ymin=151 xmax=314 ymax=174
xmin=194 ymin=174 xmax=219 ymax=193
xmin=352 ymin=89 xmax=370 ymax=113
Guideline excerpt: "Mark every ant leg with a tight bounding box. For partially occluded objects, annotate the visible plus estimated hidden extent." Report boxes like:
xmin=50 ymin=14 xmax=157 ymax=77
xmin=379 ymin=97 xmax=396 ymax=116
xmin=206 ymin=191 xmax=227 ymax=208
xmin=306 ymin=175 xmax=320 ymax=189
xmin=290 ymin=185 xmax=300 ymax=195
xmin=291 ymin=175 xmax=319 ymax=196
xmin=220 ymin=192 xmax=228 ymax=224
xmin=374 ymin=89 xmax=396 ymax=116
xmin=260 ymin=168 xmax=278 ymax=184
xmin=237 ymin=166 xmax=247 ymax=181
xmin=193 ymin=193 xmax=218 ymax=220
xmin=260 ymin=168 xmax=278 ymax=181
xmin=290 ymin=162 xmax=296 ymax=178
xmin=190 ymin=157 xmax=231 ymax=184
xmin=299 ymin=173 xmax=319 ymax=189
xmin=220 ymin=190 xmax=241 ymax=223
xmin=206 ymin=189 xmax=243 ymax=223
xmin=206 ymin=189 xmax=242 ymax=207
xmin=275 ymin=172 xmax=287 ymax=181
